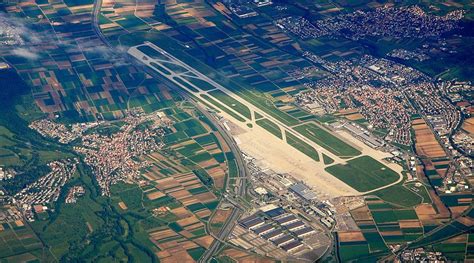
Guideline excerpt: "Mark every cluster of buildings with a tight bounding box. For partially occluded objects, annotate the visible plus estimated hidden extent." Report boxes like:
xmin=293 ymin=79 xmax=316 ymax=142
xmin=64 ymin=185 xmax=85 ymax=204
xmin=275 ymin=16 xmax=322 ymax=40
xmin=297 ymin=50 xmax=465 ymax=150
xmin=288 ymin=183 xmax=336 ymax=229
xmin=29 ymin=119 xmax=100 ymax=144
xmin=297 ymin=53 xmax=417 ymax=146
xmin=13 ymin=159 xmax=78 ymax=221
xmin=244 ymin=153 xmax=336 ymax=224
xmin=398 ymin=248 xmax=446 ymax=262
xmin=331 ymin=121 xmax=385 ymax=149
xmin=0 ymin=205 xmax=23 ymax=224
xmin=436 ymin=156 xmax=472 ymax=195
xmin=405 ymin=82 xmax=460 ymax=136
xmin=237 ymin=205 xmax=318 ymax=255
xmin=388 ymin=49 xmax=429 ymax=62
xmin=452 ymin=131 xmax=473 ymax=156
xmin=230 ymin=153 xmax=334 ymax=260
xmin=0 ymin=16 xmax=25 ymax=46
xmin=443 ymin=82 xmax=473 ymax=157
xmin=277 ymin=6 xmax=463 ymax=41
xmin=73 ymin=111 xmax=169 ymax=196
xmin=30 ymin=110 xmax=173 ymax=197
xmin=0 ymin=167 xmax=14 ymax=181
xmin=223 ymin=0 xmax=272 ymax=19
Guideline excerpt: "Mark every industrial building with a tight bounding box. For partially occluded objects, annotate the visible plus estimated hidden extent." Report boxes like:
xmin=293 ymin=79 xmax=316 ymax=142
xmin=289 ymin=182 xmax=317 ymax=201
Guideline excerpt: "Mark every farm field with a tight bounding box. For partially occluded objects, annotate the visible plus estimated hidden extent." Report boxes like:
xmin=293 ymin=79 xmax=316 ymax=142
xmin=371 ymin=184 xmax=423 ymax=207
xmin=412 ymin=119 xmax=446 ymax=158
xmin=325 ymin=156 xmax=400 ymax=192
xmin=25 ymin=103 xmax=231 ymax=262
xmin=341 ymin=197 xmax=427 ymax=262
xmin=1 ymin=0 xmax=472 ymax=261
xmin=0 ymin=219 xmax=47 ymax=260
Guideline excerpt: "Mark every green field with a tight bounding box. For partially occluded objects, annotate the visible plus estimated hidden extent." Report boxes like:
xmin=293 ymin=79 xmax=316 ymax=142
xmin=371 ymin=209 xmax=418 ymax=224
xmin=294 ymin=123 xmax=361 ymax=157
xmin=286 ymin=132 xmax=320 ymax=161
xmin=371 ymin=184 xmax=423 ymax=207
xmin=183 ymin=76 xmax=216 ymax=91
xmin=322 ymin=154 xmax=334 ymax=165
xmin=338 ymin=243 xmax=371 ymax=262
xmin=0 ymin=221 xmax=45 ymax=259
xmin=200 ymin=94 xmax=245 ymax=122
xmin=256 ymin=118 xmax=282 ymax=139
xmin=208 ymin=90 xmax=251 ymax=119
xmin=325 ymin=156 xmax=399 ymax=192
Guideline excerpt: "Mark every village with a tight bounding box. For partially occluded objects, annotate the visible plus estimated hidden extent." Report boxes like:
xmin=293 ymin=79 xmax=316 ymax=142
xmin=28 ymin=109 xmax=174 ymax=196
xmin=276 ymin=6 xmax=463 ymax=41
xmin=13 ymin=159 xmax=78 ymax=221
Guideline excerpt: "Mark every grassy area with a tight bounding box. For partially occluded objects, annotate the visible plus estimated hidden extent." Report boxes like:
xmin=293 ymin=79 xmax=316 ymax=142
xmin=404 ymin=182 xmax=432 ymax=204
xmin=371 ymin=184 xmax=423 ymax=207
xmin=325 ymin=156 xmax=399 ymax=192
xmin=338 ymin=243 xmax=371 ymax=262
xmin=286 ymin=132 xmax=319 ymax=161
xmin=256 ymin=118 xmax=282 ymax=139
xmin=208 ymin=90 xmax=251 ymax=119
xmin=183 ymin=76 xmax=216 ymax=91
xmin=322 ymin=154 xmax=334 ymax=165
xmin=294 ymin=123 xmax=361 ymax=157
xmin=200 ymin=94 xmax=245 ymax=122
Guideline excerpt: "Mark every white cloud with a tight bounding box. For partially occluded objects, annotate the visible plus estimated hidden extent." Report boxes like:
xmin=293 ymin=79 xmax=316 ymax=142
xmin=12 ymin=48 xmax=40 ymax=60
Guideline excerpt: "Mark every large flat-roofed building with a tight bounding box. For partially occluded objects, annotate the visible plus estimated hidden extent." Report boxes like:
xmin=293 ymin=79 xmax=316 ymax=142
xmin=310 ymin=205 xmax=327 ymax=217
xmin=289 ymin=182 xmax=317 ymax=201
xmin=343 ymin=123 xmax=384 ymax=148
xmin=320 ymin=217 xmax=333 ymax=228
xmin=239 ymin=214 xmax=265 ymax=230
xmin=262 ymin=229 xmax=284 ymax=241
xmin=272 ymin=235 xmax=295 ymax=247
xmin=281 ymin=240 xmax=304 ymax=253
xmin=285 ymin=220 xmax=305 ymax=231
xmin=253 ymin=224 xmax=275 ymax=236
xmin=292 ymin=227 xmax=316 ymax=238
xmin=261 ymin=205 xmax=285 ymax=218
xmin=275 ymin=214 xmax=299 ymax=226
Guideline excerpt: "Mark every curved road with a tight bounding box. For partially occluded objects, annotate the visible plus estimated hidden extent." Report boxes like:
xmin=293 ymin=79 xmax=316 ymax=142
xmin=90 ymin=1 xmax=249 ymax=262
xmin=197 ymin=105 xmax=249 ymax=263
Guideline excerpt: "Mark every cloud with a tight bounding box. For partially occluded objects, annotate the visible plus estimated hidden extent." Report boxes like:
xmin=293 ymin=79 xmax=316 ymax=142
xmin=11 ymin=48 xmax=40 ymax=60
xmin=0 ymin=13 xmax=45 ymax=45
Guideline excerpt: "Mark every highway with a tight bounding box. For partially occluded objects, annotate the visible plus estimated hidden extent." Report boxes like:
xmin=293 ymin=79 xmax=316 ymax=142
xmin=197 ymin=105 xmax=249 ymax=263
xmin=90 ymin=1 xmax=250 ymax=262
